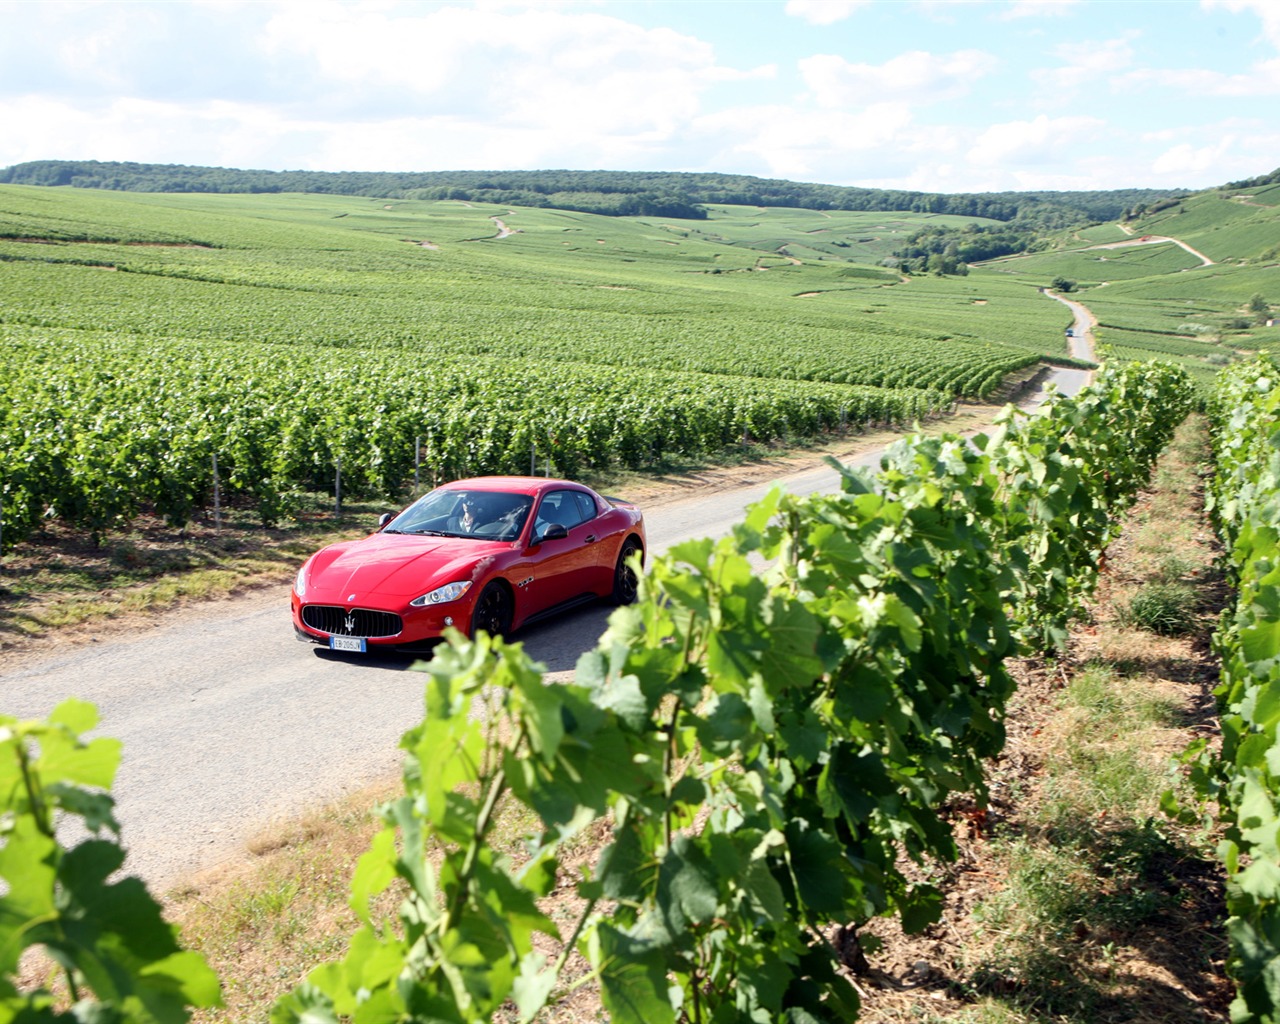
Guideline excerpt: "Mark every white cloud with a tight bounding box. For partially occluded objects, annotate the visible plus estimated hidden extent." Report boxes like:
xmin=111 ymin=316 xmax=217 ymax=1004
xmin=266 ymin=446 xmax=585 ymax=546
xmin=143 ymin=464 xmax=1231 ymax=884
xmin=1033 ymin=35 xmax=1136 ymax=93
xmin=1141 ymin=119 xmax=1280 ymax=184
xmin=967 ymin=113 xmax=1105 ymax=167
xmin=0 ymin=2 xmax=771 ymax=171
xmin=1119 ymin=58 xmax=1280 ymax=96
xmin=998 ymin=0 xmax=1082 ymax=19
xmin=1202 ymin=0 xmax=1280 ymax=49
xmin=0 ymin=0 xmax=1273 ymax=192
xmin=691 ymin=101 xmax=963 ymax=184
xmin=253 ymin=3 xmax=761 ymax=139
xmin=800 ymin=49 xmax=997 ymax=108
xmin=784 ymin=0 xmax=872 ymax=26
xmin=1109 ymin=0 xmax=1280 ymax=100
xmin=0 ymin=96 xmax=298 ymax=169
xmin=1151 ymin=138 xmax=1238 ymax=178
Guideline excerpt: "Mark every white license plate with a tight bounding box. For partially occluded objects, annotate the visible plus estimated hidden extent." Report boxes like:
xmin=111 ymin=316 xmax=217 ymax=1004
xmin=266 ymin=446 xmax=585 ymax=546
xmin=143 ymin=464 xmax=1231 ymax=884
xmin=329 ymin=635 xmax=367 ymax=653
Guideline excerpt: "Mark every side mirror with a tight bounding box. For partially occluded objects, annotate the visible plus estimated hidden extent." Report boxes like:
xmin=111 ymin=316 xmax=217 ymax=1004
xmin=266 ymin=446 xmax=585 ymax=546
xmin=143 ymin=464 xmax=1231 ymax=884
xmin=377 ymin=512 xmax=395 ymax=530
xmin=532 ymin=523 xmax=568 ymax=545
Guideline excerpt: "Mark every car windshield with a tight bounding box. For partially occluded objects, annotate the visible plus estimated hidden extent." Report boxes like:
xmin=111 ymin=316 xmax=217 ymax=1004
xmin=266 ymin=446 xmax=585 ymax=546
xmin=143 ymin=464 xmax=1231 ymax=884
xmin=385 ymin=488 xmax=532 ymax=541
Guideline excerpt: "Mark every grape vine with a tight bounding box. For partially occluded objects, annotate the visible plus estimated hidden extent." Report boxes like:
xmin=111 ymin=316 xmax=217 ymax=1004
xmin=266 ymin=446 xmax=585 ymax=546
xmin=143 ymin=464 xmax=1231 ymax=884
xmin=1185 ymin=354 xmax=1280 ymax=1023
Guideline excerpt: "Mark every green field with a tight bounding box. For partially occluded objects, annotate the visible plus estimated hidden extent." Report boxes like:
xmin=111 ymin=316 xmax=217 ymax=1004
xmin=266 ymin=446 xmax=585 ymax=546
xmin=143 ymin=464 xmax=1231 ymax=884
xmin=1069 ymin=223 xmax=1133 ymax=244
xmin=969 ymin=185 xmax=1280 ymax=380
xmin=0 ymin=187 xmax=1066 ymax=384
xmin=980 ymin=240 xmax=1204 ymax=285
xmin=1 ymin=184 xmax=1081 ymax=547
xmin=1130 ymin=187 xmax=1280 ymax=262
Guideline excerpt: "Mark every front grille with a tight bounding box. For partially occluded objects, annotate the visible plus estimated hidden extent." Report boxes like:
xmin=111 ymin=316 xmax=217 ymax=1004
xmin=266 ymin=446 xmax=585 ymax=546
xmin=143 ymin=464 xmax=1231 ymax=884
xmin=302 ymin=605 xmax=403 ymax=639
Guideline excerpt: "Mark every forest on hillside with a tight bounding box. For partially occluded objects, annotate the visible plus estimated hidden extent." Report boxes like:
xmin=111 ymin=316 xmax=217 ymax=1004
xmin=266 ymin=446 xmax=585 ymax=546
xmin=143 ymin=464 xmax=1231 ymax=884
xmin=0 ymin=160 xmax=1180 ymax=226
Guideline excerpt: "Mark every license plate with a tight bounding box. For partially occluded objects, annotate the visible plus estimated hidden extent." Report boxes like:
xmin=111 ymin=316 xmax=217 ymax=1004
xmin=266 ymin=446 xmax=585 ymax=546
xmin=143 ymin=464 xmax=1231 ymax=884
xmin=329 ymin=635 xmax=366 ymax=653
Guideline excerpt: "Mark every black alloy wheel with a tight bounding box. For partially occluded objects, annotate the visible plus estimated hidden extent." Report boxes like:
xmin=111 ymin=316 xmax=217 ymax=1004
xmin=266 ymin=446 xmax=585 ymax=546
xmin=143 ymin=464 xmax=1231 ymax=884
xmin=471 ymin=581 xmax=513 ymax=638
xmin=611 ymin=538 xmax=642 ymax=605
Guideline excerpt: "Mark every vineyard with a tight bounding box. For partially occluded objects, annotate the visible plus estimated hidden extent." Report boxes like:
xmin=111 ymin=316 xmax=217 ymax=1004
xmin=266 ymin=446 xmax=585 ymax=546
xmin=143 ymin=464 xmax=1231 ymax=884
xmin=0 ymin=185 xmax=1072 ymax=552
xmin=4 ymin=168 xmax=1280 ymax=1022
xmin=1 ymin=360 xmax=1199 ymax=1023
xmin=984 ymin=242 xmax=1205 ymax=285
xmin=0 ymin=324 xmax=946 ymax=545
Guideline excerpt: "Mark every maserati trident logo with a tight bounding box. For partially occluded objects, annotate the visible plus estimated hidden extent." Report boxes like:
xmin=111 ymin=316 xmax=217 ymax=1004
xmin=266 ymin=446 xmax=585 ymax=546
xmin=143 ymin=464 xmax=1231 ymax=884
xmin=344 ymin=613 xmax=356 ymax=634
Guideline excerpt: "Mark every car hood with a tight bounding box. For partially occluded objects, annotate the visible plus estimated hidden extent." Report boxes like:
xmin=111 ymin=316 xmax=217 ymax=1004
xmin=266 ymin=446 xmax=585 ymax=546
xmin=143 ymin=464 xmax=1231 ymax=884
xmin=304 ymin=533 xmax=506 ymax=601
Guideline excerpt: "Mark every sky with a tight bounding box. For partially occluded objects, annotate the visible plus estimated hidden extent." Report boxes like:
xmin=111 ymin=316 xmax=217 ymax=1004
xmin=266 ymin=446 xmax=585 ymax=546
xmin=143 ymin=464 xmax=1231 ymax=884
xmin=1 ymin=0 xmax=1278 ymax=195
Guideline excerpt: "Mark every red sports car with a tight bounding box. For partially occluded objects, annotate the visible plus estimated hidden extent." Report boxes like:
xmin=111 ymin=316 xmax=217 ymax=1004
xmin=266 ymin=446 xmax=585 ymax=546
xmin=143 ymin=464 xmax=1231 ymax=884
xmin=292 ymin=476 xmax=646 ymax=654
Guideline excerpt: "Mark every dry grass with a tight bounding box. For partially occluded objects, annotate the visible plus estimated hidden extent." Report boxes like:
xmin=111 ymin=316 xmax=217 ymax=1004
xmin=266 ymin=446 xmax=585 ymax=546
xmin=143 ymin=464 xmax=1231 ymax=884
xmin=0 ymin=501 xmax=379 ymax=651
xmin=170 ymin=780 xmax=401 ymax=1023
xmin=163 ymin=772 xmax=614 ymax=1024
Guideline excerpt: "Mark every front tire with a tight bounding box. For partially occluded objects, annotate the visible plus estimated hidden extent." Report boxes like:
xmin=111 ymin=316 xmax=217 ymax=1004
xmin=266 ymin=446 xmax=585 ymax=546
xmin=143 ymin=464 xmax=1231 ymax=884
xmin=611 ymin=537 xmax=643 ymax=605
xmin=471 ymin=581 xmax=513 ymax=638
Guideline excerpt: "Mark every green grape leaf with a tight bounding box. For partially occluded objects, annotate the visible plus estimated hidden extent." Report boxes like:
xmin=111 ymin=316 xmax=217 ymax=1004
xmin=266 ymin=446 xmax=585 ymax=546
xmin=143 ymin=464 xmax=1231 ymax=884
xmin=593 ymin=924 xmax=676 ymax=1024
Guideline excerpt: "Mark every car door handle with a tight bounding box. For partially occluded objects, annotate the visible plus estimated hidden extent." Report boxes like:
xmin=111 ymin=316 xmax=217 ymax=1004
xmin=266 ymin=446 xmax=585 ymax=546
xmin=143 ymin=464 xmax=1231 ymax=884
xmin=584 ymin=534 xmax=598 ymax=544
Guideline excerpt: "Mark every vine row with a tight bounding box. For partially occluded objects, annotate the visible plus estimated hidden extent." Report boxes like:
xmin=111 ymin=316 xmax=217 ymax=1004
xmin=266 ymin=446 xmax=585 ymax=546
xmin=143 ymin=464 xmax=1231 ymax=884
xmin=0 ymin=326 xmax=946 ymax=550
xmin=1189 ymin=354 xmax=1280 ymax=1023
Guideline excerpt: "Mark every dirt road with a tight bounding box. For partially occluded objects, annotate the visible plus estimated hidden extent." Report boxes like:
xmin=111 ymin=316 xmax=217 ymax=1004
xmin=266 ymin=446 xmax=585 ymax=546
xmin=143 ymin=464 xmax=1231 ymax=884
xmin=1046 ymin=289 xmax=1099 ymax=363
xmin=1083 ymin=234 xmax=1214 ymax=266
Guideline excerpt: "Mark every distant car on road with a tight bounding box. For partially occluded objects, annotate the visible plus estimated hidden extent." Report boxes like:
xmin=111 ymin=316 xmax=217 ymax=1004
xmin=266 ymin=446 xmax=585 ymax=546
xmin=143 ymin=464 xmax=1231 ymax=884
xmin=292 ymin=477 xmax=646 ymax=654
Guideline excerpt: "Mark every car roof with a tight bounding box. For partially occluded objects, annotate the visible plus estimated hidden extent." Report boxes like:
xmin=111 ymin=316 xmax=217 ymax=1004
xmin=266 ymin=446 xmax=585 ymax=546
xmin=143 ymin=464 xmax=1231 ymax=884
xmin=441 ymin=476 xmax=589 ymax=498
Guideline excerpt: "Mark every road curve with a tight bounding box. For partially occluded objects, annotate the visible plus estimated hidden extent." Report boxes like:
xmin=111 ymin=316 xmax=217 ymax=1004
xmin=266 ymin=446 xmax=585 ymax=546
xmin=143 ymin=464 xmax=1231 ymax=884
xmin=1045 ymin=289 xmax=1099 ymax=366
xmin=3 ymin=368 xmax=1084 ymax=888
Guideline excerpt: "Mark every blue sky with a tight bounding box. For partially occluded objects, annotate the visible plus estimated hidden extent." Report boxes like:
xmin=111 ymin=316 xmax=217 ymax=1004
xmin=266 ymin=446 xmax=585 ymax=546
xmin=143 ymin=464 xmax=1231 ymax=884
xmin=1 ymin=0 xmax=1277 ymax=193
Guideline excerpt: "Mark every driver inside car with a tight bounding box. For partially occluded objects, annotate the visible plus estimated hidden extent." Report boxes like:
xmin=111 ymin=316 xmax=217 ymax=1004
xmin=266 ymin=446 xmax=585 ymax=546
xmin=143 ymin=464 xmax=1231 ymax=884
xmin=450 ymin=496 xmax=488 ymax=534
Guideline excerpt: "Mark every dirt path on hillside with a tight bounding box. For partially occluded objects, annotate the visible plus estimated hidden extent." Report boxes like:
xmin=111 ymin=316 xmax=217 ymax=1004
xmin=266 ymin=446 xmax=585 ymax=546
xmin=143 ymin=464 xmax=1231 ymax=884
xmin=1083 ymin=235 xmax=1214 ymax=266
xmin=1045 ymin=289 xmax=1099 ymax=363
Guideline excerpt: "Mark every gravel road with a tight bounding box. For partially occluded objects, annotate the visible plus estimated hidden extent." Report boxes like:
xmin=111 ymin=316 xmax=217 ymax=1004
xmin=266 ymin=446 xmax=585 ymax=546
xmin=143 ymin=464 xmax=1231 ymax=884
xmin=3 ymin=367 xmax=1088 ymax=889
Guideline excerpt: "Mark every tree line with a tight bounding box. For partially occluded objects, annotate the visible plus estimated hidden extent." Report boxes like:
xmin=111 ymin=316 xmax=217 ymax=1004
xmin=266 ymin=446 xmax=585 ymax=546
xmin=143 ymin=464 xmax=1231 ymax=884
xmin=889 ymin=221 xmax=1058 ymax=274
xmin=0 ymin=160 xmax=1180 ymax=224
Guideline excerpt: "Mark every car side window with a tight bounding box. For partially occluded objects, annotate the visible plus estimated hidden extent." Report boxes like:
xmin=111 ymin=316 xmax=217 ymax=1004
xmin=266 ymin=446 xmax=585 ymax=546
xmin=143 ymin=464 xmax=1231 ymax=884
xmin=573 ymin=490 xmax=599 ymax=522
xmin=538 ymin=490 xmax=588 ymax=531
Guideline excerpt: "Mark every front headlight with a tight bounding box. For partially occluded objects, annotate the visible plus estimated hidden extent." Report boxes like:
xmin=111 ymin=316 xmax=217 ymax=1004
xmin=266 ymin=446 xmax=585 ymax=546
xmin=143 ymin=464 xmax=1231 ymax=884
xmin=410 ymin=580 xmax=473 ymax=607
xmin=294 ymin=563 xmax=308 ymax=597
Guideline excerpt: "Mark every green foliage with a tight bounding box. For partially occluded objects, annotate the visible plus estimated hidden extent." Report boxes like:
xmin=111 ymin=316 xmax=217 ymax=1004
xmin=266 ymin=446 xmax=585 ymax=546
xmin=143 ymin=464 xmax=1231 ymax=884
xmin=985 ymin=198 xmax=1280 ymax=385
xmin=267 ymin=361 xmax=1184 ymax=1023
xmin=1 ymin=361 xmax=1192 ymax=1024
xmin=1129 ymin=186 xmax=1280 ymax=263
xmin=991 ymin=241 xmax=1205 ymax=286
xmin=0 ymin=700 xmax=222 ymax=1023
xmin=1187 ymin=355 xmax=1280 ymax=1023
xmin=0 ymin=325 xmax=948 ymax=546
xmin=982 ymin=362 xmax=1195 ymax=651
xmin=1224 ymin=168 xmax=1280 ymax=191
